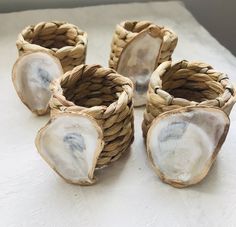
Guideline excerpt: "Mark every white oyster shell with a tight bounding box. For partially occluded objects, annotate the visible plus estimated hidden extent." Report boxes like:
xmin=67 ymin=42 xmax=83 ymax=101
xmin=12 ymin=51 xmax=63 ymax=115
xmin=35 ymin=113 xmax=104 ymax=185
xmin=147 ymin=106 xmax=229 ymax=188
xmin=117 ymin=29 xmax=162 ymax=107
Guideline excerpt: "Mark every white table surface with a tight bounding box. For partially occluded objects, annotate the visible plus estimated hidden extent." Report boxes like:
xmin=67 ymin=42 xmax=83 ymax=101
xmin=1 ymin=1 xmax=236 ymax=227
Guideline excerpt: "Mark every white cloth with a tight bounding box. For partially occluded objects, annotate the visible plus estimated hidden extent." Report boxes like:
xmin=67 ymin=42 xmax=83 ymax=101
xmin=0 ymin=1 xmax=236 ymax=226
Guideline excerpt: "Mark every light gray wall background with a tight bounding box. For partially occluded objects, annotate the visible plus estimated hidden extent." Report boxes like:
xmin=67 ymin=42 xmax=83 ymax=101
xmin=0 ymin=0 xmax=235 ymax=56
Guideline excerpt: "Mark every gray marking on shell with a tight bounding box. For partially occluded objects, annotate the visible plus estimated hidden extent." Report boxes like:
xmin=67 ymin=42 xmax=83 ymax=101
xmin=38 ymin=68 xmax=52 ymax=88
xmin=159 ymin=121 xmax=188 ymax=142
xmin=135 ymin=72 xmax=150 ymax=94
xmin=63 ymin=132 xmax=86 ymax=153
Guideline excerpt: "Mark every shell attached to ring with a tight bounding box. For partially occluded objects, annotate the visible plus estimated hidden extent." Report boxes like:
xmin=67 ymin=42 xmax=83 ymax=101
xmin=147 ymin=106 xmax=230 ymax=188
xmin=35 ymin=113 xmax=104 ymax=185
xmin=12 ymin=51 xmax=63 ymax=115
xmin=113 ymin=22 xmax=177 ymax=107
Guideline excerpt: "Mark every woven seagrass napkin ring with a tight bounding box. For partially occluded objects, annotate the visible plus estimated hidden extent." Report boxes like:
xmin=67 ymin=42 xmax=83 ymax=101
xmin=16 ymin=21 xmax=87 ymax=72
xmin=142 ymin=60 xmax=235 ymax=188
xmin=35 ymin=64 xmax=134 ymax=185
xmin=109 ymin=20 xmax=178 ymax=106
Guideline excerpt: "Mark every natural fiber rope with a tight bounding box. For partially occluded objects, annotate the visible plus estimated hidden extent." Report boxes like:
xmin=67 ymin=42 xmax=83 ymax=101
xmin=50 ymin=64 xmax=134 ymax=167
xmin=16 ymin=21 xmax=87 ymax=72
xmin=109 ymin=20 xmax=178 ymax=70
xmin=142 ymin=60 xmax=236 ymax=138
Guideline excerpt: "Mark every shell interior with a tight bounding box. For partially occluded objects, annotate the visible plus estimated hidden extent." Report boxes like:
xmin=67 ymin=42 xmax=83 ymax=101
xmin=12 ymin=52 xmax=63 ymax=114
xmin=147 ymin=107 xmax=229 ymax=187
xmin=117 ymin=30 xmax=162 ymax=106
xmin=36 ymin=114 xmax=104 ymax=185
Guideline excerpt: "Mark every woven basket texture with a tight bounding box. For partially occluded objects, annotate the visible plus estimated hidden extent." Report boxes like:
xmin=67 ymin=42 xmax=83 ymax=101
xmin=16 ymin=21 xmax=87 ymax=72
xmin=109 ymin=20 xmax=178 ymax=70
xmin=50 ymin=64 xmax=134 ymax=167
xmin=142 ymin=60 xmax=236 ymax=138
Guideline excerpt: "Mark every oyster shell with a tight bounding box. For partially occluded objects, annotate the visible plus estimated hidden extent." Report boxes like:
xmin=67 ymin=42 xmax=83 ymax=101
xmin=117 ymin=28 xmax=162 ymax=107
xmin=12 ymin=51 xmax=63 ymax=115
xmin=35 ymin=113 xmax=104 ymax=185
xmin=147 ymin=106 xmax=230 ymax=188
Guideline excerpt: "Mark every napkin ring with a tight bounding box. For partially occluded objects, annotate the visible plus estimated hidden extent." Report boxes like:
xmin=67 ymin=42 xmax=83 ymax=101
xmin=109 ymin=20 xmax=178 ymax=106
xmin=16 ymin=21 xmax=87 ymax=72
xmin=36 ymin=64 xmax=134 ymax=185
xmin=142 ymin=60 xmax=235 ymax=188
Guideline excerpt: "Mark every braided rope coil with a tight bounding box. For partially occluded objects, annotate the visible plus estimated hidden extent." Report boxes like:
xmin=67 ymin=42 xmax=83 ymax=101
xmin=50 ymin=64 xmax=134 ymax=167
xmin=109 ymin=20 xmax=178 ymax=70
xmin=142 ymin=60 xmax=236 ymax=138
xmin=16 ymin=21 xmax=87 ymax=72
